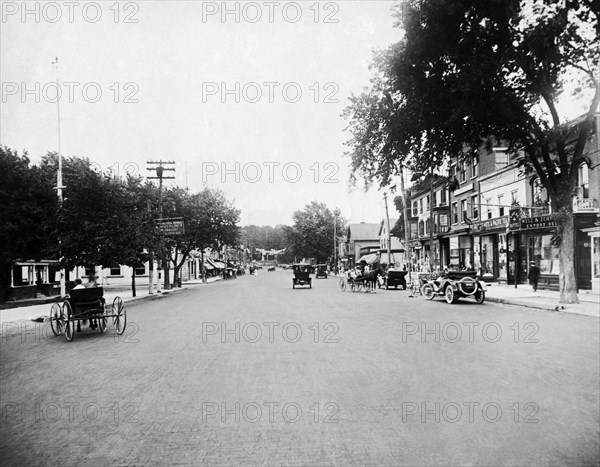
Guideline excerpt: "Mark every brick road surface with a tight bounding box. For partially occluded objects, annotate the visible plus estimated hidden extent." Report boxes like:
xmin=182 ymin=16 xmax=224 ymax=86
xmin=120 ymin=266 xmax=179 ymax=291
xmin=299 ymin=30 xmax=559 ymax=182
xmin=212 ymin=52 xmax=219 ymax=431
xmin=1 ymin=270 xmax=599 ymax=466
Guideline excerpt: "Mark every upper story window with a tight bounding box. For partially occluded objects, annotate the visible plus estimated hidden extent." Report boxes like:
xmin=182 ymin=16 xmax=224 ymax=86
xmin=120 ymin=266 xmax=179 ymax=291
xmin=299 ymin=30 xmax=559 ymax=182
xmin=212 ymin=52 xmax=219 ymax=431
xmin=486 ymin=198 xmax=492 ymax=219
xmin=459 ymin=161 xmax=467 ymax=183
xmin=471 ymin=156 xmax=479 ymax=178
xmin=452 ymin=202 xmax=458 ymax=224
xmin=495 ymin=148 xmax=509 ymax=171
xmin=419 ymin=199 xmax=423 ymax=214
xmin=461 ymin=199 xmax=467 ymax=222
xmin=511 ymin=190 xmax=518 ymax=205
xmin=471 ymin=195 xmax=479 ymax=219
xmin=578 ymin=163 xmax=589 ymax=198
xmin=498 ymin=195 xmax=505 ymax=216
xmin=440 ymin=189 xmax=447 ymax=205
xmin=412 ymin=201 xmax=418 ymax=217
xmin=109 ymin=266 xmax=121 ymax=276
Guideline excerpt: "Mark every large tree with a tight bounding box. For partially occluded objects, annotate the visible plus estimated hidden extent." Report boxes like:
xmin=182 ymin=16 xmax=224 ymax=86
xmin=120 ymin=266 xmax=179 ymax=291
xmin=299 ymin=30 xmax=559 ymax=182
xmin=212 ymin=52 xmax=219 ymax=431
xmin=161 ymin=186 xmax=240 ymax=286
xmin=0 ymin=147 xmax=57 ymax=301
xmin=284 ymin=202 xmax=345 ymax=263
xmin=344 ymin=0 xmax=599 ymax=303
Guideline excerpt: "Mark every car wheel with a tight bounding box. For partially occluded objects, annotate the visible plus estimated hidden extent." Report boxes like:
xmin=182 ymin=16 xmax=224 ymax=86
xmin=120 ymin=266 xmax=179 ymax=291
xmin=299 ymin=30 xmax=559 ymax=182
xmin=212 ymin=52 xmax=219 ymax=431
xmin=475 ymin=290 xmax=485 ymax=304
xmin=422 ymin=284 xmax=435 ymax=300
xmin=445 ymin=285 xmax=457 ymax=304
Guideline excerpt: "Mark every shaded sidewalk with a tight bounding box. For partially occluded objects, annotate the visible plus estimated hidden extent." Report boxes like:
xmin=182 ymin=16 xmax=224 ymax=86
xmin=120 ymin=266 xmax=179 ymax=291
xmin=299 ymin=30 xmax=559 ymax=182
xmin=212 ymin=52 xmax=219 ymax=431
xmin=0 ymin=277 xmax=220 ymax=326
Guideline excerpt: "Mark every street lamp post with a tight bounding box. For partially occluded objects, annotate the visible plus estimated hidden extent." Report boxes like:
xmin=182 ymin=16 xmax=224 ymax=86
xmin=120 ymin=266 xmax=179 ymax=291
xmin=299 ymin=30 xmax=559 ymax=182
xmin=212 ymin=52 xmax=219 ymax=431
xmin=52 ymin=57 xmax=66 ymax=298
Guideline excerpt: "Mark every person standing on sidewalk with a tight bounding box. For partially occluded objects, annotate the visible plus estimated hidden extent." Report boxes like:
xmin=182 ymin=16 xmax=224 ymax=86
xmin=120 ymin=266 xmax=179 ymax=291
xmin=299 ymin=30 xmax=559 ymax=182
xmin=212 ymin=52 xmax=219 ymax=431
xmin=528 ymin=262 xmax=541 ymax=292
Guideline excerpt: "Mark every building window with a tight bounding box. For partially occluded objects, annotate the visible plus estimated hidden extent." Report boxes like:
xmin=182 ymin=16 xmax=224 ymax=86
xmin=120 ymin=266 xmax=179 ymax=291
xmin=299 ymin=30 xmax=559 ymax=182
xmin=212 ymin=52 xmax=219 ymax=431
xmin=471 ymin=195 xmax=479 ymax=219
xmin=511 ymin=190 xmax=518 ymax=205
xmin=486 ymin=198 xmax=492 ymax=219
xmin=461 ymin=199 xmax=467 ymax=222
xmin=109 ymin=266 xmax=121 ymax=276
xmin=578 ymin=163 xmax=589 ymax=198
xmin=419 ymin=220 xmax=424 ymax=236
xmin=426 ymin=195 xmax=430 ymax=212
xmin=425 ymin=218 xmax=430 ymax=234
xmin=498 ymin=195 xmax=505 ymax=216
xmin=412 ymin=201 xmax=418 ymax=217
xmin=134 ymin=265 xmax=146 ymax=276
xmin=495 ymin=148 xmax=509 ymax=170
xmin=84 ymin=267 xmax=94 ymax=277
xmin=439 ymin=213 xmax=449 ymax=231
xmin=460 ymin=161 xmax=466 ymax=183
xmin=419 ymin=199 xmax=423 ymax=214
xmin=452 ymin=202 xmax=458 ymax=224
xmin=471 ymin=156 xmax=478 ymax=178
xmin=440 ymin=189 xmax=447 ymax=205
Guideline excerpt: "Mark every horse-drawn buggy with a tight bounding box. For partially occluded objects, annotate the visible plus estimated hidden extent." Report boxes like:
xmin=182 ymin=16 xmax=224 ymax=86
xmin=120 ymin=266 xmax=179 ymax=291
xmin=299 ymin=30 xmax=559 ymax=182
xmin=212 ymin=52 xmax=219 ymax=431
xmin=421 ymin=270 xmax=486 ymax=304
xmin=292 ymin=264 xmax=312 ymax=289
xmin=49 ymin=287 xmax=127 ymax=341
xmin=339 ymin=267 xmax=382 ymax=293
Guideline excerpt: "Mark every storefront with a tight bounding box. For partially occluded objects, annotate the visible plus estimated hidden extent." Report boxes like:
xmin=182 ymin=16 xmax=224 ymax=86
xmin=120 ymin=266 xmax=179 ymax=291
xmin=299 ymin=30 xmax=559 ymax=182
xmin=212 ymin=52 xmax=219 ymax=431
xmin=513 ymin=214 xmax=560 ymax=290
xmin=470 ymin=216 xmax=509 ymax=280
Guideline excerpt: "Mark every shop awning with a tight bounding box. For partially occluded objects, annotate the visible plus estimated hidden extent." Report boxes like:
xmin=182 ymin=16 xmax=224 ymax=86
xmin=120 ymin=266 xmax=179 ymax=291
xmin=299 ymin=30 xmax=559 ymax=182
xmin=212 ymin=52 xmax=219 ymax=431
xmin=213 ymin=261 xmax=226 ymax=269
xmin=203 ymin=261 xmax=214 ymax=270
xmin=358 ymin=253 xmax=379 ymax=264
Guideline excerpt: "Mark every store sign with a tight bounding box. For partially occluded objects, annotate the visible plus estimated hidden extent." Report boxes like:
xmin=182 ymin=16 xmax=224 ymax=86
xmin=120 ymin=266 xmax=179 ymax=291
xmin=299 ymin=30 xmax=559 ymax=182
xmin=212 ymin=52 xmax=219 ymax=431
xmin=508 ymin=208 xmax=521 ymax=231
xmin=157 ymin=218 xmax=185 ymax=236
xmin=520 ymin=215 xmax=560 ymax=230
xmin=471 ymin=216 xmax=509 ymax=233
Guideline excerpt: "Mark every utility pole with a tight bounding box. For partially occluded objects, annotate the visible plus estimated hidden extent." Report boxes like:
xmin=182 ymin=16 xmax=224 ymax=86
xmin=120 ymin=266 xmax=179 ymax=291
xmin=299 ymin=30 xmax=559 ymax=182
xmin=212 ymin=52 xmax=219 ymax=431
xmin=429 ymin=165 xmax=435 ymax=273
xmin=333 ymin=211 xmax=337 ymax=273
xmin=383 ymin=193 xmax=392 ymax=268
xmin=147 ymin=160 xmax=175 ymax=291
xmin=399 ymin=166 xmax=411 ymax=276
xmin=52 ymin=57 xmax=66 ymax=298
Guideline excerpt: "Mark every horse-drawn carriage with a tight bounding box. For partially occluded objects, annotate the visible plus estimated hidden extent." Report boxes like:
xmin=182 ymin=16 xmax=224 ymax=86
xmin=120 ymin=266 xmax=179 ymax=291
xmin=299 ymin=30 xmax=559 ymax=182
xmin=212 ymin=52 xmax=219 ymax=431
xmin=292 ymin=264 xmax=312 ymax=289
xmin=339 ymin=267 xmax=382 ymax=293
xmin=49 ymin=287 xmax=127 ymax=341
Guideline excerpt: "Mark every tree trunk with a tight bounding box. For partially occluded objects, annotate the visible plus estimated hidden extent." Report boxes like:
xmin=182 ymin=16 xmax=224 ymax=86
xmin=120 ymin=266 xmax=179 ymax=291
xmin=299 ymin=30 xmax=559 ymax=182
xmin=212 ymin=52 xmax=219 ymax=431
xmin=559 ymin=212 xmax=579 ymax=303
xmin=163 ymin=258 xmax=170 ymax=290
xmin=131 ymin=267 xmax=136 ymax=297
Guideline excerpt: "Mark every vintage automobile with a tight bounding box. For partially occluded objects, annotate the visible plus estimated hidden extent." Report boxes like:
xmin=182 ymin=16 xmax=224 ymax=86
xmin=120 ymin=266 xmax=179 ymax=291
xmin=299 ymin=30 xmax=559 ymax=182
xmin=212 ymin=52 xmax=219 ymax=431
xmin=292 ymin=263 xmax=312 ymax=289
xmin=385 ymin=269 xmax=408 ymax=290
xmin=315 ymin=264 xmax=328 ymax=279
xmin=421 ymin=270 xmax=486 ymax=304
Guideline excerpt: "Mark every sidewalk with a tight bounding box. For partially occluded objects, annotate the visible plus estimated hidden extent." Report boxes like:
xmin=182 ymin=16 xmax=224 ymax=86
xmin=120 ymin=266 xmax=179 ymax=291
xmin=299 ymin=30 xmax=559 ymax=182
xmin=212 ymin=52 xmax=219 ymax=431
xmin=483 ymin=282 xmax=599 ymax=318
xmin=334 ymin=273 xmax=599 ymax=318
xmin=0 ymin=277 xmax=220 ymax=326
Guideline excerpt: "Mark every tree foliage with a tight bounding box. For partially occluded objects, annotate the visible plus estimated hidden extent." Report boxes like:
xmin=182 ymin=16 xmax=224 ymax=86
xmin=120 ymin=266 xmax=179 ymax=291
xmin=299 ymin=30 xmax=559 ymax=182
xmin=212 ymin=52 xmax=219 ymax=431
xmin=0 ymin=147 xmax=56 ymax=299
xmin=343 ymin=0 xmax=599 ymax=302
xmin=284 ymin=201 xmax=345 ymax=263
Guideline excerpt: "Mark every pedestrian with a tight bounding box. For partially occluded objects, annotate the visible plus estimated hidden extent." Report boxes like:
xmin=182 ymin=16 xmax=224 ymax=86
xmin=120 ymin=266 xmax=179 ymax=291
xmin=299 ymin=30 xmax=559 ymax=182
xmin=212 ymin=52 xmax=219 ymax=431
xmin=528 ymin=262 xmax=541 ymax=292
xmin=72 ymin=278 xmax=86 ymax=290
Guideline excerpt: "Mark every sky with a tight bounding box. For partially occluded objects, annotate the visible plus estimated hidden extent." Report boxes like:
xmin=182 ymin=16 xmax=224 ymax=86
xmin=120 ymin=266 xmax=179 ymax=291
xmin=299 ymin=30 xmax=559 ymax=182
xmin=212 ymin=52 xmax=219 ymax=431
xmin=1 ymin=0 xmax=403 ymax=226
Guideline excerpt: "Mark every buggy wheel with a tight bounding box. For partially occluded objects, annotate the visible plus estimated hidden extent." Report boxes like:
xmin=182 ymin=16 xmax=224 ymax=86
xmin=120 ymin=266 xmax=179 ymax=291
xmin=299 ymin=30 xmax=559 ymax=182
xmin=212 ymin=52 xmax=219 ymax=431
xmin=63 ymin=301 xmax=75 ymax=341
xmin=112 ymin=297 xmax=127 ymax=335
xmin=350 ymin=282 xmax=356 ymax=292
xmin=49 ymin=302 xmax=64 ymax=336
xmin=474 ymin=290 xmax=485 ymax=304
xmin=98 ymin=305 xmax=107 ymax=333
xmin=445 ymin=285 xmax=458 ymax=304
xmin=422 ymin=284 xmax=435 ymax=300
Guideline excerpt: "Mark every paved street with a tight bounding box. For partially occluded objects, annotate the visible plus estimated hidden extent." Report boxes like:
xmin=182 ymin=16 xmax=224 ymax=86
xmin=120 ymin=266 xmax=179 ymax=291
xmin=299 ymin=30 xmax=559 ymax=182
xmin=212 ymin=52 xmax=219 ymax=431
xmin=1 ymin=270 xmax=599 ymax=466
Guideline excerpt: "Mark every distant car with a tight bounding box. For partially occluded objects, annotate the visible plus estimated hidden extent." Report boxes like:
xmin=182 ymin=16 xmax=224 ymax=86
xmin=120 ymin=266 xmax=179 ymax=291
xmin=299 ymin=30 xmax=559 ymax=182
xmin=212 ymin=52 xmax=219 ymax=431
xmin=268 ymin=266 xmax=276 ymax=272
xmin=315 ymin=264 xmax=328 ymax=279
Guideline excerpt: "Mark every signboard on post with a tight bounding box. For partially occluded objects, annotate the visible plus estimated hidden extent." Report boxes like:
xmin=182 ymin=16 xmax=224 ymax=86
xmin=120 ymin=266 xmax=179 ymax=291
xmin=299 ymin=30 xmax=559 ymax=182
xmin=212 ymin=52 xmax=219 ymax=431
xmin=157 ymin=218 xmax=185 ymax=236
xmin=508 ymin=208 xmax=521 ymax=232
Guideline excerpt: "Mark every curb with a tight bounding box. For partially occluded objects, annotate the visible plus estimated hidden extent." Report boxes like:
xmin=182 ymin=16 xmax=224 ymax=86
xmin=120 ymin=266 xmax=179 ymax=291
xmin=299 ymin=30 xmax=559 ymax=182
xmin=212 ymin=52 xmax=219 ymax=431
xmin=485 ymin=296 xmax=596 ymax=317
